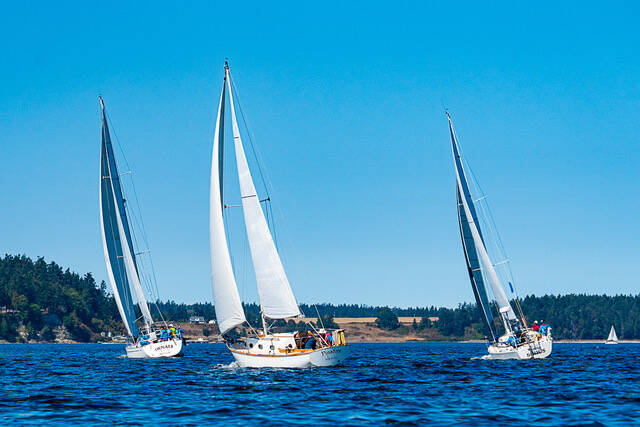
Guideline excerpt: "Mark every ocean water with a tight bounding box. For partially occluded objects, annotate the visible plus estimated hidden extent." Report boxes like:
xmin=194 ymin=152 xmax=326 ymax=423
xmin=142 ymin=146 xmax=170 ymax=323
xmin=0 ymin=342 xmax=638 ymax=425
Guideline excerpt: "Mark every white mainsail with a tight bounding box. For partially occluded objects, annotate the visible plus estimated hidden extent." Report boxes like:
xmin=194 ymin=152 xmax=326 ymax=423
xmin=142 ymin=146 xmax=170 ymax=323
xmin=607 ymin=325 xmax=618 ymax=342
xmin=226 ymin=69 xmax=301 ymax=319
xmin=209 ymin=75 xmax=247 ymax=334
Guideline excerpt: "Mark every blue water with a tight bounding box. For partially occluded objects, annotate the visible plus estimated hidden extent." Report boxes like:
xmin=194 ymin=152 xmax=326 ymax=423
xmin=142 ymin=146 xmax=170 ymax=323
xmin=0 ymin=343 xmax=638 ymax=425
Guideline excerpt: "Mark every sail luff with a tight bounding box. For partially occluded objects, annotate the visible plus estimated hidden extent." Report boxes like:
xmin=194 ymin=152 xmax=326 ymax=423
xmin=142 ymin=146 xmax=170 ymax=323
xmin=226 ymin=69 xmax=301 ymax=319
xmin=99 ymin=102 xmax=139 ymax=337
xmin=210 ymin=69 xmax=247 ymax=334
xmin=449 ymin=114 xmax=516 ymax=325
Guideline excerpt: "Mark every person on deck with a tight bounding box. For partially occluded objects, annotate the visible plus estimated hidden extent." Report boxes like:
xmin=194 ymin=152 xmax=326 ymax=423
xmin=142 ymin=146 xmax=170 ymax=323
xmin=532 ymin=321 xmax=540 ymax=332
xmin=161 ymin=328 xmax=168 ymax=341
xmin=177 ymin=327 xmax=184 ymax=339
xmin=539 ymin=321 xmax=548 ymax=336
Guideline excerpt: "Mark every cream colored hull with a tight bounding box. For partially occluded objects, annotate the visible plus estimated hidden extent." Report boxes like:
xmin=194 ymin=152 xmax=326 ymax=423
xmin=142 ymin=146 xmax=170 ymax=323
xmin=125 ymin=337 xmax=183 ymax=359
xmin=229 ymin=344 xmax=349 ymax=368
xmin=605 ymin=341 xmax=618 ymax=345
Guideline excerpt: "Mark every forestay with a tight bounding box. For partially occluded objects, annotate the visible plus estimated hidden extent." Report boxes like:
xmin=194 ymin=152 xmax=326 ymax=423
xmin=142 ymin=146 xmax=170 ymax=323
xmin=448 ymin=114 xmax=516 ymax=323
xmin=100 ymin=101 xmax=155 ymax=336
xmin=226 ymin=69 xmax=301 ymax=319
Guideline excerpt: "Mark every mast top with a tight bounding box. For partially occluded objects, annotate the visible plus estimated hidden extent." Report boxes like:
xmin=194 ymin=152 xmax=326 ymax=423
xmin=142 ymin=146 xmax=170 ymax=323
xmin=224 ymin=59 xmax=229 ymax=70
xmin=99 ymin=95 xmax=105 ymax=111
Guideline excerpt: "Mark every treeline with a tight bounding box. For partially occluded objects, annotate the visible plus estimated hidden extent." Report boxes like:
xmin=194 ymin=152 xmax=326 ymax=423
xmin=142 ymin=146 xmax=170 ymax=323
xmin=0 ymin=255 xmax=121 ymax=342
xmin=1 ymin=255 xmax=639 ymax=342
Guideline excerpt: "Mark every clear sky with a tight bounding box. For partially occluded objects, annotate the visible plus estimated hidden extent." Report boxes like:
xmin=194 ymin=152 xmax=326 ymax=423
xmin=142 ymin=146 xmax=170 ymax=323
xmin=1 ymin=2 xmax=639 ymax=308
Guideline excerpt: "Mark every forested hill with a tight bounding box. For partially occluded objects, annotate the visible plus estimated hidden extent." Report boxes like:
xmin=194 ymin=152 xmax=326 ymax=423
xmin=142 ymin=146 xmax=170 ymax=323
xmin=1 ymin=255 xmax=639 ymax=342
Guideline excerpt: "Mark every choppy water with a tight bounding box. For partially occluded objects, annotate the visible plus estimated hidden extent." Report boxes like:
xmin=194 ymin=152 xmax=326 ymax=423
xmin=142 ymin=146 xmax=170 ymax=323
xmin=0 ymin=343 xmax=638 ymax=425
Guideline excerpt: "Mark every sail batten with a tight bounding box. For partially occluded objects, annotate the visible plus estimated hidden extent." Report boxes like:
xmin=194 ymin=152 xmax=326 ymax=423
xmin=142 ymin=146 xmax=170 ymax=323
xmin=210 ymin=73 xmax=247 ymax=334
xmin=226 ymin=69 xmax=301 ymax=319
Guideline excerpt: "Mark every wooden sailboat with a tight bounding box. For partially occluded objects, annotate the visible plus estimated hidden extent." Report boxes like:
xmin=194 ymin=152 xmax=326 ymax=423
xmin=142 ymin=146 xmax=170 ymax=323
xmin=209 ymin=62 xmax=349 ymax=368
xmin=448 ymin=112 xmax=552 ymax=359
xmin=99 ymin=97 xmax=183 ymax=358
xmin=605 ymin=325 xmax=619 ymax=344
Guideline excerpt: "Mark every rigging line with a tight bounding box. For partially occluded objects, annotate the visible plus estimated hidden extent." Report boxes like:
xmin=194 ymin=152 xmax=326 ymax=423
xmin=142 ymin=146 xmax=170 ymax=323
xmin=228 ymin=73 xmax=271 ymax=198
xmin=106 ymin=113 xmax=155 ymax=263
xmin=105 ymin=113 xmax=161 ymax=297
xmin=105 ymin=114 xmax=162 ymax=320
xmin=227 ymin=71 xmax=299 ymax=294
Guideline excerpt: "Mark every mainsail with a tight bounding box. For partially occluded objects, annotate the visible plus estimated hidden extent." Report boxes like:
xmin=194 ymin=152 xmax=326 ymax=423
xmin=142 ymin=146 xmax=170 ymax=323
xmin=448 ymin=113 xmax=516 ymax=336
xmin=607 ymin=325 xmax=618 ymax=342
xmin=99 ymin=98 xmax=154 ymax=336
xmin=226 ymin=67 xmax=301 ymax=319
xmin=209 ymin=73 xmax=247 ymax=334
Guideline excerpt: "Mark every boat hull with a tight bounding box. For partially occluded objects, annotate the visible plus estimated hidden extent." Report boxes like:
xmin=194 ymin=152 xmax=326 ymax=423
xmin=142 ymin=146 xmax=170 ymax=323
xmin=605 ymin=341 xmax=618 ymax=345
xmin=229 ymin=344 xmax=349 ymax=368
xmin=125 ymin=337 xmax=184 ymax=359
xmin=485 ymin=335 xmax=552 ymax=360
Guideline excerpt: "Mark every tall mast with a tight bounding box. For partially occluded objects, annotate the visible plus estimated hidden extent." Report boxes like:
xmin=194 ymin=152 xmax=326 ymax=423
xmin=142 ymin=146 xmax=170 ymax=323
xmin=209 ymin=63 xmax=247 ymax=335
xmin=99 ymin=97 xmax=154 ymax=332
xmin=448 ymin=113 xmax=516 ymax=336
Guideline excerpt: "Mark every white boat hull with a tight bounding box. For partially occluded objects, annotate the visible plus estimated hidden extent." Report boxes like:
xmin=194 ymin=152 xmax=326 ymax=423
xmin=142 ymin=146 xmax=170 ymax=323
xmin=125 ymin=337 xmax=184 ymax=359
xmin=230 ymin=344 xmax=349 ymax=368
xmin=485 ymin=334 xmax=552 ymax=360
xmin=605 ymin=341 xmax=618 ymax=345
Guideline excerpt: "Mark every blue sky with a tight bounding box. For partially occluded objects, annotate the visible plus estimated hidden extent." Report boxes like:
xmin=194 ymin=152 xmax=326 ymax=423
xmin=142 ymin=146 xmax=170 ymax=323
xmin=1 ymin=2 xmax=639 ymax=308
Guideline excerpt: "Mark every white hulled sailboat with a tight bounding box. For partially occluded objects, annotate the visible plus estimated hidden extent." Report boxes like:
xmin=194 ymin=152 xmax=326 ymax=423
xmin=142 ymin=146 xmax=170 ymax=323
xmin=209 ymin=62 xmax=349 ymax=368
xmin=99 ymin=97 xmax=183 ymax=358
xmin=447 ymin=113 xmax=552 ymax=360
xmin=605 ymin=325 xmax=619 ymax=344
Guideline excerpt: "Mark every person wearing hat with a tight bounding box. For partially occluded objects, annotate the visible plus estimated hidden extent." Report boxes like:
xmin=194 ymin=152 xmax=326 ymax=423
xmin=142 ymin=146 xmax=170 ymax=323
xmin=532 ymin=320 xmax=540 ymax=332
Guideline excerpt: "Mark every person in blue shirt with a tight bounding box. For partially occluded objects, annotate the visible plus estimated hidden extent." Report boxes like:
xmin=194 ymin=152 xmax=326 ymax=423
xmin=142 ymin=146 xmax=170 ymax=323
xmin=161 ymin=328 xmax=168 ymax=341
xmin=539 ymin=321 xmax=549 ymax=336
xmin=177 ymin=327 xmax=184 ymax=339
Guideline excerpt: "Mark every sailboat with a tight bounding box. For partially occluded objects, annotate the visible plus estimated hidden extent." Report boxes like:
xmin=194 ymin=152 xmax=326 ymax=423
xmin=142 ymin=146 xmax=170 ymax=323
xmin=209 ymin=62 xmax=349 ymax=368
xmin=99 ymin=97 xmax=183 ymax=358
xmin=605 ymin=325 xmax=619 ymax=344
xmin=447 ymin=112 xmax=552 ymax=360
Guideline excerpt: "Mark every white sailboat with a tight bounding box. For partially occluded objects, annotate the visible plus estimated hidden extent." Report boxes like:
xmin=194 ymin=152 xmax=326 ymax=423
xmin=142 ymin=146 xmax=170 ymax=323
xmin=99 ymin=97 xmax=183 ymax=358
xmin=209 ymin=62 xmax=349 ymax=368
xmin=605 ymin=325 xmax=619 ymax=344
xmin=448 ymin=113 xmax=552 ymax=360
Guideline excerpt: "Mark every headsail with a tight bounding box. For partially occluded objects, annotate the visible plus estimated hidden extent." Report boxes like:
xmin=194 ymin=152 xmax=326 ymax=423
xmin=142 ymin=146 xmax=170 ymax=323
xmin=209 ymin=70 xmax=247 ymax=334
xmin=226 ymin=67 xmax=301 ymax=319
xmin=607 ymin=325 xmax=618 ymax=342
xmin=448 ymin=114 xmax=517 ymax=334
xmin=99 ymin=98 xmax=154 ymax=335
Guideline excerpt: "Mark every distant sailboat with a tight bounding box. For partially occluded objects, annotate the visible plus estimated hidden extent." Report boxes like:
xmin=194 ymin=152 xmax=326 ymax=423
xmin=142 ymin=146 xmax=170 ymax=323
xmin=209 ymin=62 xmax=349 ymax=368
xmin=605 ymin=325 xmax=619 ymax=344
xmin=448 ymin=112 xmax=552 ymax=360
xmin=99 ymin=97 xmax=183 ymax=358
